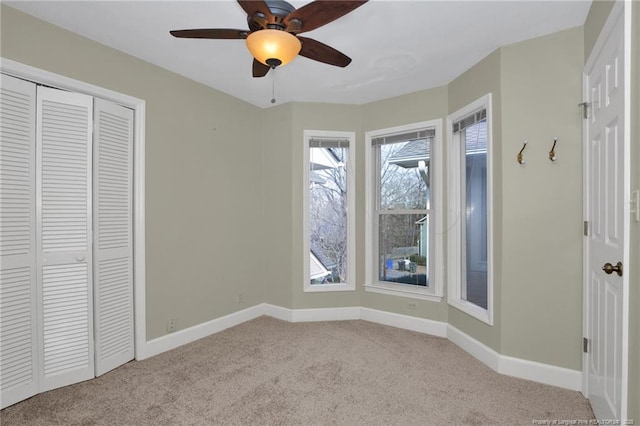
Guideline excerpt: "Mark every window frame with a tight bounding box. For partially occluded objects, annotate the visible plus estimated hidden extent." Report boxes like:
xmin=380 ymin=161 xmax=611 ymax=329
xmin=446 ymin=94 xmax=494 ymax=325
xmin=303 ymin=130 xmax=356 ymax=292
xmin=364 ymin=120 xmax=443 ymax=301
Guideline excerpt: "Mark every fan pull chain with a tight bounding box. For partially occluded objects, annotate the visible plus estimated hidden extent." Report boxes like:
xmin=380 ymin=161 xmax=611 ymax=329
xmin=271 ymin=68 xmax=276 ymax=104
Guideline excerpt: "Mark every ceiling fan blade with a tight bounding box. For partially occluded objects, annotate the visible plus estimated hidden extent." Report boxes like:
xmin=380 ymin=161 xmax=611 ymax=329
xmin=298 ymin=37 xmax=352 ymax=67
xmin=252 ymin=59 xmax=271 ymax=78
xmin=237 ymin=0 xmax=273 ymax=20
xmin=170 ymin=29 xmax=247 ymax=39
xmin=285 ymin=1 xmax=368 ymax=34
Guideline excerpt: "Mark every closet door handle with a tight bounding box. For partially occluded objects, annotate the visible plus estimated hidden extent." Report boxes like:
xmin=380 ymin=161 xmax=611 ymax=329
xmin=76 ymin=255 xmax=85 ymax=262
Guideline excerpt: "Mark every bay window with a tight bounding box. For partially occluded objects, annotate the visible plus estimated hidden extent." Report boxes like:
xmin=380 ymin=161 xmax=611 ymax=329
xmin=365 ymin=120 xmax=443 ymax=301
xmin=447 ymin=94 xmax=493 ymax=324
xmin=304 ymin=130 xmax=355 ymax=292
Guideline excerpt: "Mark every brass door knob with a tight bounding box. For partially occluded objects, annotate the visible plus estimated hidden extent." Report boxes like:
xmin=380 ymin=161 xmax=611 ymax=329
xmin=602 ymin=261 xmax=623 ymax=277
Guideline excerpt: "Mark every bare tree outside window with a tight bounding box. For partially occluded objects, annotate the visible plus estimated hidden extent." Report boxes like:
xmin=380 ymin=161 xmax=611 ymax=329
xmin=379 ymin=142 xmax=428 ymax=210
xmin=375 ymin=136 xmax=432 ymax=287
xmin=309 ymin=146 xmax=348 ymax=284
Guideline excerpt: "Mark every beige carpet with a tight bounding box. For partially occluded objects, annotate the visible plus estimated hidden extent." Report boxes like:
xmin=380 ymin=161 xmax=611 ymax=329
xmin=1 ymin=316 xmax=594 ymax=425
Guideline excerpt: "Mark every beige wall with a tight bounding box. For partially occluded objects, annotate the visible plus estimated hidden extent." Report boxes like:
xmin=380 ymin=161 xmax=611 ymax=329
xmin=447 ymin=50 xmax=503 ymax=352
xmin=0 ymin=5 xmax=265 ymax=339
xmin=584 ymin=0 xmax=616 ymax=59
xmin=261 ymin=103 xmax=295 ymax=309
xmin=500 ymin=27 xmax=584 ymax=370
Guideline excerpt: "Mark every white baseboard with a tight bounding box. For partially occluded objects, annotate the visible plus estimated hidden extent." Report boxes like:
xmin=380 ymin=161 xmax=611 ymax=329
xmin=447 ymin=324 xmax=582 ymax=391
xmin=263 ymin=304 xmax=361 ymax=322
xmin=447 ymin=325 xmax=501 ymax=371
xmin=263 ymin=304 xmax=363 ymax=323
xmin=262 ymin=303 xmax=292 ymax=322
xmin=360 ymin=307 xmax=448 ymax=338
xmin=498 ymin=354 xmax=582 ymax=391
xmin=263 ymin=305 xmax=444 ymax=336
xmin=138 ymin=303 xmax=582 ymax=391
xmin=139 ymin=304 xmax=265 ymax=360
xmin=293 ymin=306 xmax=361 ymax=322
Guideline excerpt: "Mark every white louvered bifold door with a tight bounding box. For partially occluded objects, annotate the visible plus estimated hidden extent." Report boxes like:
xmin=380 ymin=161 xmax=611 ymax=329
xmin=0 ymin=75 xmax=39 ymax=409
xmin=93 ymin=99 xmax=134 ymax=376
xmin=36 ymin=86 xmax=94 ymax=392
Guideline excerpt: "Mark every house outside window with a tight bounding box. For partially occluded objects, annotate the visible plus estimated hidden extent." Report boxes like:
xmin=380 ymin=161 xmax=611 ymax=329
xmin=365 ymin=120 xmax=443 ymax=301
xmin=447 ymin=94 xmax=493 ymax=324
xmin=304 ymin=130 xmax=355 ymax=292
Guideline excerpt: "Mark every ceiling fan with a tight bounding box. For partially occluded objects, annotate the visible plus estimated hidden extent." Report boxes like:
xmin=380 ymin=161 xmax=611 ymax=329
xmin=170 ymin=0 xmax=368 ymax=78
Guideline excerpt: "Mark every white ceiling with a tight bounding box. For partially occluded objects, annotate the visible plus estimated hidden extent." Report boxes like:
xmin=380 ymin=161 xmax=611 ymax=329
xmin=7 ymin=0 xmax=592 ymax=108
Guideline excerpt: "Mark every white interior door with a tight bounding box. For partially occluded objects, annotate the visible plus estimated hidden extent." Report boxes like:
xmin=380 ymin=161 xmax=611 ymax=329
xmin=0 ymin=74 xmax=39 ymax=409
xmin=93 ymin=98 xmax=134 ymax=376
xmin=36 ymin=86 xmax=95 ymax=392
xmin=583 ymin=2 xmax=628 ymax=420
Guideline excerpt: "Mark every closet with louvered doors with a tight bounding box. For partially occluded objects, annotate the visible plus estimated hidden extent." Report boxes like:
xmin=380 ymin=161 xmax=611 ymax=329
xmin=0 ymin=74 xmax=134 ymax=408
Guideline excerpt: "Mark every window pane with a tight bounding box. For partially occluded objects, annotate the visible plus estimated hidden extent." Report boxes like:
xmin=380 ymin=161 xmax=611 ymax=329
xmin=378 ymin=139 xmax=431 ymax=210
xmin=378 ymin=213 xmax=428 ymax=287
xmin=309 ymin=147 xmax=348 ymax=284
xmin=462 ymin=120 xmax=487 ymax=309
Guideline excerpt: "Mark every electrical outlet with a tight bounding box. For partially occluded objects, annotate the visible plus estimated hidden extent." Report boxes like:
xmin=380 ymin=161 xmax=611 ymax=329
xmin=407 ymin=302 xmax=417 ymax=310
xmin=167 ymin=318 xmax=176 ymax=333
xmin=237 ymin=292 xmax=244 ymax=304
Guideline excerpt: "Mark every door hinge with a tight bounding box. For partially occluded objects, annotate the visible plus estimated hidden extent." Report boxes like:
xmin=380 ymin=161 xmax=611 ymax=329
xmin=578 ymin=101 xmax=591 ymax=119
xmin=583 ymin=220 xmax=589 ymax=237
xmin=583 ymin=337 xmax=590 ymax=353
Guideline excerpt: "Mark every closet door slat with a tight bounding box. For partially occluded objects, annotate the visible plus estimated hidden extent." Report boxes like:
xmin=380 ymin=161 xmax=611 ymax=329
xmin=0 ymin=74 xmax=38 ymax=410
xmin=93 ymin=99 xmax=134 ymax=376
xmin=36 ymin=86 xmax=94 ymax=393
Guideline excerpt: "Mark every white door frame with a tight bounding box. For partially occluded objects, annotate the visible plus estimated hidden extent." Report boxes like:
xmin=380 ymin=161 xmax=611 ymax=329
xmin=581 ymin=0 xmax=631 ymax=418
xmin=0 ymin=58 xmax=148 ymax=360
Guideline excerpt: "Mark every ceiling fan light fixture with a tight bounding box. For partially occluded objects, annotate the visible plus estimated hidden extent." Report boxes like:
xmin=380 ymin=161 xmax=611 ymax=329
xmin=246 ymin=29 xmax=301 ymax=67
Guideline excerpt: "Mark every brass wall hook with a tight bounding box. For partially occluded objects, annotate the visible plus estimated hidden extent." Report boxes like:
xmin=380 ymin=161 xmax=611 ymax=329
xmin=517 ymin=142 xmax=527 ymax=165
xmin=549 ymin=137 xmax=558 ymax=161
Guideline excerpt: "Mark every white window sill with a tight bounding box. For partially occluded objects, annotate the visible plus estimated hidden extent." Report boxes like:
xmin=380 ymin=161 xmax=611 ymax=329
xmin=304 ymin=283 xmax=355 ymax=293
xmin=448 ymin=298 xmax=493 ymax=325
xmin=364 ymin=282 xmax=443 ymax=302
